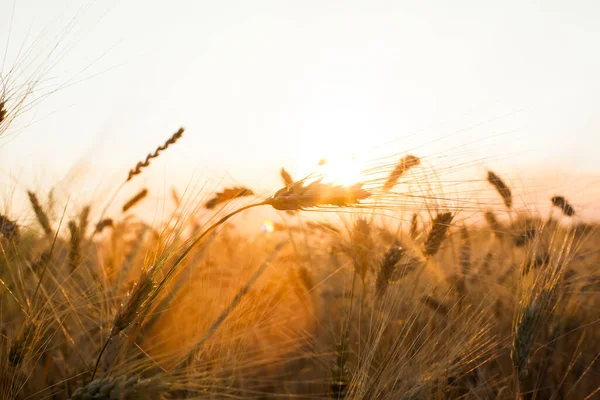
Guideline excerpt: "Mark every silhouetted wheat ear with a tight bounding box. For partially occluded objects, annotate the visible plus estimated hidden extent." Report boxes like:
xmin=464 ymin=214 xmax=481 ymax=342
xmin=265 ymin=180 xmax=371 ymax=211
xmin=111 ymin=268 xmax=157 ymax=335
xmin=551 ymin=195 xmax=575 ymax=216
xmin=484 ymin=210 xmax=503 ymax=238
xmin=8 ymin=321 xmax=37 ymax=367
xmin=375 ymin=243 xmax=406 ymax=299
xmin=95 ymin=218 xmax=114 ymax=233
xmin=351 ymin=217 xmax=373 ymax=282
xmin=27 ymin=191 xmax=53 ymax=236
xmin=382 ymin=154 xmax=421 ymax=192
xmin=122 ymin=188 xmax=149 ymax=212
xmin=68 ymin=220 xmax=81 ymax=272
xmin=0 ymin=215 xmax=19 ymax=241
xmin=280 ymin=167 xmax=294 ymax=187
xmin=78 ymin=206 xmax=90 ymax=238
xmin=126 ymin=127 xmax=184 ymax=182
xmin=487 ymin=170 xmax=512 ymax=209
xmin=423 ymin=212 xmax=454 ymax=257
xmin=0 ymin=100 xmax=6 ymax=125
xmin=205 ymin=186 xmax=254 ymax=209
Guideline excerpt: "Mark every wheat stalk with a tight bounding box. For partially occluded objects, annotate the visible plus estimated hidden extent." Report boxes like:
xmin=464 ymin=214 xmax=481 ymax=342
xmin=487 ymin=170 xmax=512 ymax=209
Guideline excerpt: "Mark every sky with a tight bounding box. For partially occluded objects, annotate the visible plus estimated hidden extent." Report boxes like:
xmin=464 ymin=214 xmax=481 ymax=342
xmin=1 ymin=0 xmax=599 ymax=220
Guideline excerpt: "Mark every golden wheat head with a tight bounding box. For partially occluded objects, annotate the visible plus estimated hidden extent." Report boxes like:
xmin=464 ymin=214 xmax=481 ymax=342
xmin=126 ymin=127 xmax=184 ymax=182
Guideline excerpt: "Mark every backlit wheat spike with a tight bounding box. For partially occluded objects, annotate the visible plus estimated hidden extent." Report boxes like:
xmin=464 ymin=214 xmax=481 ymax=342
xmin=375 ymin=243 xmax=406 ymax=299
xmin=280 ymin=167 xmax=294 ymax=187
xmin=0 ymin=215 xmax=19 ymax=241
xmin=205 ymin=186 xmax=254 ymax=209
xmin=423 ymin=212 xmax=454 ymax=257
xmin=487 ymin=170 xmax=512 ymax=209
xmin=27 ymin=191 xmax=53 ymax=236
xmin=111 ymin=268 xmax=157 ymax=336
xmin=126 ymin=127 xmax=184 ymax=181
xmin=265 ymin=180 xmax=371 ymax=211
xmin=551 ymin=195 xmax=575 ymax=217
xmin=382 ymin=154 xmax=421 ymax=192
xmin=122 ymin=188 xmax=149 ymax=213
xmin=484 ymin=210 xmax=503 ymax=238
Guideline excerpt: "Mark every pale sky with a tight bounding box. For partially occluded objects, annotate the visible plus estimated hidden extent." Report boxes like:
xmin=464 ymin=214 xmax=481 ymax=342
xmin=1 ymin=1 xmax=599 ymax=219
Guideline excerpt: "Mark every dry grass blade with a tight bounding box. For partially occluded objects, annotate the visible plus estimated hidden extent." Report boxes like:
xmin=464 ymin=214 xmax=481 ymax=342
xmin=122 ymin=188 xmax=149 ymax=213
xmin=265 ymin=180 xmax=371 ymax=211
xmin=382 ymin=154 xmax=421 ymax=192
xmin=551 ymin=195 xmax=575 ymax=217
xmin=27 ymin=191 xmax=53 ymax=236
xmin=205 ymin=186 xmax=254 ymax=209
xmin=375 ymin=243 xmax=406 ymax=299
xmin=126 ymin=127 xmax=184 ymax=182
xmin=280 ymin=167 xmax=294 ymax=187
xmin=423 ymin=212 xmax=454 ymax=257
xmin=487 ymin=170 xmax=512 ymax=209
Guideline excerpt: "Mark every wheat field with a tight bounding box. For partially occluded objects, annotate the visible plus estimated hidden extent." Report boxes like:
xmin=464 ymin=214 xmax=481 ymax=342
xmin=0 ymin=123 xmax=597 ymax=399
xmin=1 ymin=3 xmax=600 ymax=399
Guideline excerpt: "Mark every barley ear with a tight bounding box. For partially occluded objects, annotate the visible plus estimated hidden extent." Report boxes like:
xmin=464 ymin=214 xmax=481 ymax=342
xmin=27 ymin=191 xmax=53 ymax=236
xmin=122 ymin=188 xmax=149 ymax=213
xmin=551 ymin=195 xmax=575 ymax=217
xmin=423 ymin=212 xmax=454 ymax=257
xmin=487 ymin=170 xmax=512 ymax=209
xmin=126 ymin=127 xmax=184 ymax=182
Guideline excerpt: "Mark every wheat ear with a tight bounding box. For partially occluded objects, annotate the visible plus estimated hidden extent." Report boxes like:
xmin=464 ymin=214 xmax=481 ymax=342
xmin=382 ymin=154 xmax=421 ymax=192
xmin=487 ymin=170 xmax=512 ymax=209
